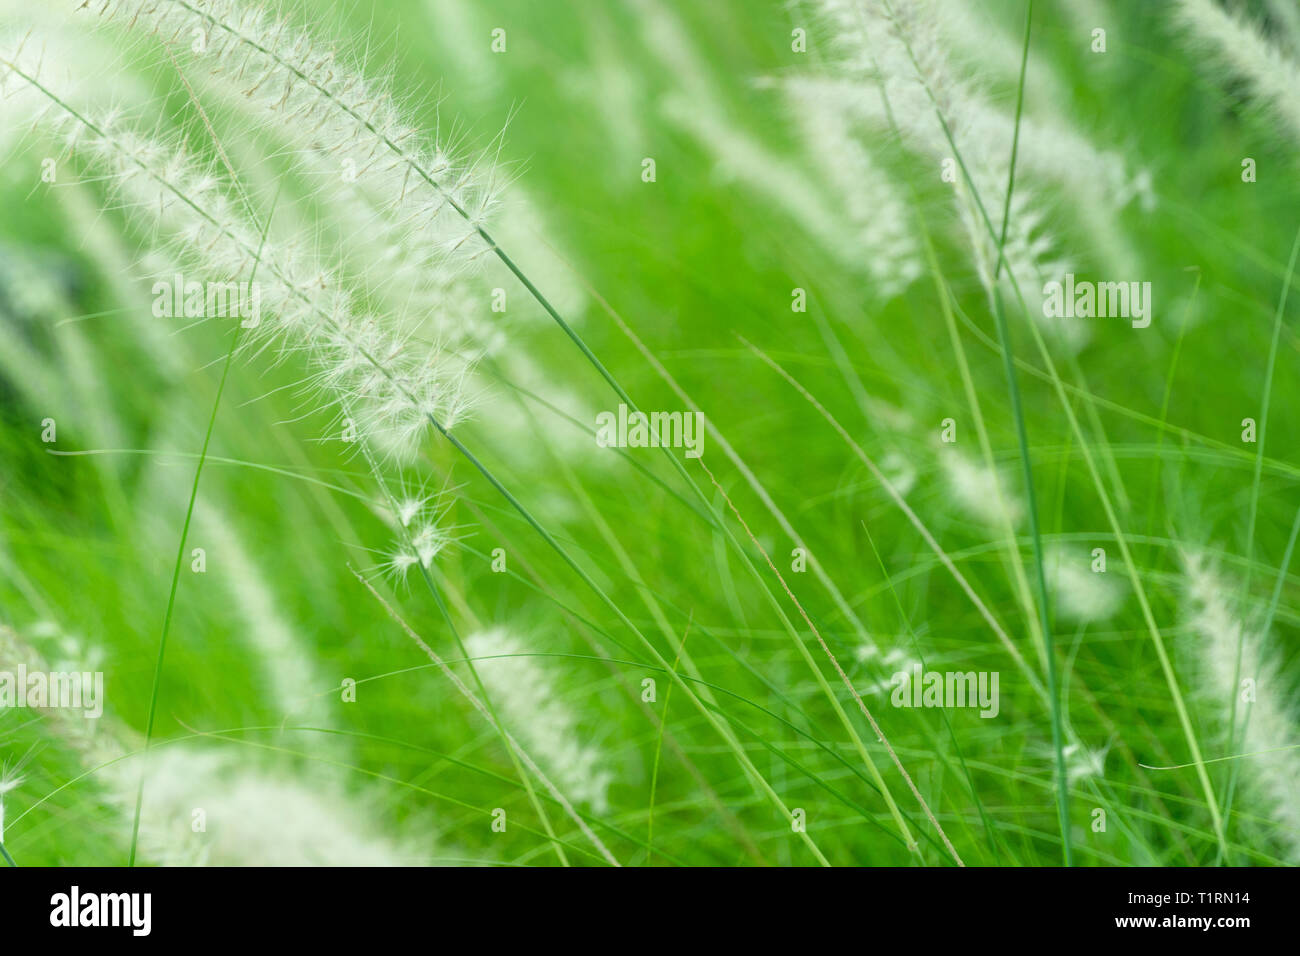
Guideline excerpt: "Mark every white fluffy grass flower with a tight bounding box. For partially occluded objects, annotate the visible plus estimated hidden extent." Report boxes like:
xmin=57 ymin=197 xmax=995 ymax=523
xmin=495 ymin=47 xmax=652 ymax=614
xmin=938 ymin=448 xmax=1023 ymax=527
xmin=1046 ymin=543 xmax=1124 ymax=624
xmin=91 ymin=0 xmax=501 ymax=265
xmin=85 ymin=0 xmax=554 ymax=442
xmin=812 ymin=3 xmax=1063 ymax=275
xmin=88 ymin=0 xmax=587 ymax=473
xmin=0 ymin=762 xmax=22 ymax=846
xmin=1180 ymin=548 xmax=1300 ymax=861
xmin=0 ymin=625 xmax=428 ymax=865
xmin=372 ymin=474 xmax=460 ymax=582
xmin=629 ymin=0 xmax=920 ymax=295
xmin=781 ymin=82 xmax=922 ymax=299
xmin=1062 ymin=740 xmax=1109 ymax=786
xmin=0 ymin=41 xmax=477 ymax=461
xmin=801 ymin=0 xmax=1114 ymax=349
xmin=125 ymin=747 xmax=426 ymax=866
xmin=465 ymin=628 xmax=612 ymax=814
xmin=1175 ymin=0 xmax=1300 ymax=142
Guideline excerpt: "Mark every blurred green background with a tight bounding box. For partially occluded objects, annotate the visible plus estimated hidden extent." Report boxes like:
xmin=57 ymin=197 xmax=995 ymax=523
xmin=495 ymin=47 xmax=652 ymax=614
xmin=0 ymin=0 xmax=1297 ymax=866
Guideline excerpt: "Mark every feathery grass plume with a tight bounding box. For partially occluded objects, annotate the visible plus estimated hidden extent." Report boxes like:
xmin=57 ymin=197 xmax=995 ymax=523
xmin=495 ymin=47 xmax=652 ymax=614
xmin=1180 ymin=548 xmax=1300 ymax=861
xmin=633 ymin=0 xmax=911 ymax=284
xmin=1045 ymin=543 xmax=1124 ymax=624
xmin=90 ymin=0 xmax=502 ymax=266
xmin=0 ymin=4 xmax=152 ymax=152
xmin=0 ymin=44 xmax=476 ymax=463
xmin=89 ymin=0 xmax=588 ymax=465
xmin=218 ymin=107 xmax=588 ymax=475
xmin=145 ymin=53 xmax=497 ymax=362
xmin=927 ymin=0 xmax=1151 ymax=209
xmin=370 ymin=470 xmax=460 ymax=583
xmin=90 ymin=2 xmax=577 ymax=446
xmin=1061 ymin=741 xmax=1109 ymax=786
xmin=938 ymin=448 xmax=1024 ymax=527
xmin=126 ymin=746 xmax=429 ymax=866
xmin=929 ymin=0 xmax=1067 ymax=110
xmin=0 ymin=624 xmax=432 ymax=865
xmin=0 ymin=758 xmax=22 ymax=853
xmin=197 ymin=108 xmax=492 ymax=359
xmin=781 ymin=82 xmax=921 ymax=298
xmin=1174 ymin=0 xmax=1300 ymax=142
xmin=1266 ymin=0 xmax=1300 ymax=55
xmin=806 ymin=0 xmax=1082 ymax=348
xmin=465 ymin=629 xmax=612 ymax=814
xmin=133 ymin=743 xmax=436 ymax=865
xmin=990 ymin=113 xmax=1152 ymax=217
xmin=902 ymin=0 xmax=1153 ymax=276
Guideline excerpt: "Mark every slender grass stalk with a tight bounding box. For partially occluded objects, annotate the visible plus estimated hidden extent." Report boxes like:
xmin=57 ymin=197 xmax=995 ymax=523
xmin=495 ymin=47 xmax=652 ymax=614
xmin=822 ymin=18 xmax=1076 ymax=844
xmin=430 ymin=490 xmax=768 ymax=861
xmin=942 ymin=287 xmax=1300 ymax=482
xmin=1239 ymin=227 xmax=1300 ymax=602
xmin=977 ymin=0 xmax=1070 ymax=867
xmin=698 ymin=458 xmax=960 ymax=864
xmin=121 ymin=56 xmax=280 ymax=859
xmin=842 ymin=0 xmax=1051 ymax=685
xmin=1144 ymin=269 xmax=1201 ymax=566
xmin=860 ymin=519 xmax=1005 ymax=864
xmin=921 ymin=222 xmax=1043 ymax=676
xmin=125 ymin=180 xmax=274 ymax=861
xmin=128 ymin=320 xmax=244 ymax=866
xmin=646 ymin=615 xmax=690 ymax=865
